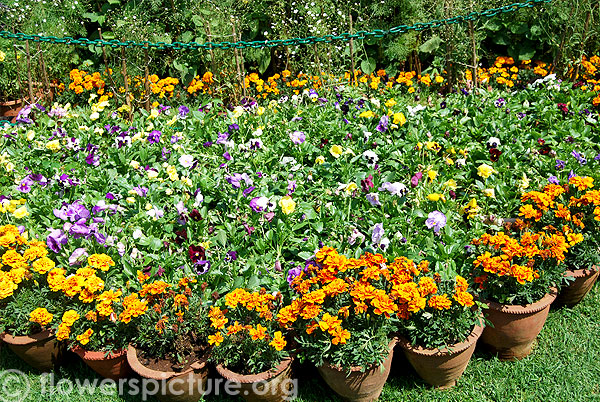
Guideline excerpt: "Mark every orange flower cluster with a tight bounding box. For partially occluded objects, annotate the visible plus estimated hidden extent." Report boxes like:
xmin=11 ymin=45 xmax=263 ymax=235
xmin=187 ymin=72 xmax=216 ymax=95
xmin=68 ymin=69 xmax=106 ymax=95
xmin=149 ymin=75 xmax=179 ymax=98
xmin=209 ymin=288 xmax=286 ymax=351
xmin=279 ymin=247 xmax=475 ymax=347
xmin=0 ymin=224 xmax=48 ymax=300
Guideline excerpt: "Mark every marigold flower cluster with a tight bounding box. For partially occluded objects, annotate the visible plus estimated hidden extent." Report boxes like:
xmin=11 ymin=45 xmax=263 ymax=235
xmin=279 ymin=247 xmax=476 ymax=348
xmin=68 ymin=69 xmax=106 ymax=95
xmin=209 ymin=289 xmax=286 ymax=352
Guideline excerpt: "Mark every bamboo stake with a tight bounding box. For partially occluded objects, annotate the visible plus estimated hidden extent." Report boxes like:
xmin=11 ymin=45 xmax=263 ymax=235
xmin=205 ymin=21 xmax=215 ymax=72
xmin=573 ymin=10 xmax=592 ymax=80
xmin=469 ymin=21 xmax=477 ymax=88
xmin=232 ymin=21 xmax=243 ymax=101
xmin=25 ymin=40 xmax=34 ymax=103
xmin=313 ymin=43 xmax=324 ymax=88
xmin=11 ymin=28 xmax=22 ymax=99
xmin=121 ymin=47 xmax=133 ymax=121
xmin=349 ymin=13 xmax=356 ymax=86
xmin=37 ymin=43 xmax=51 ymax=99
xmin=98 ymin=28 xmax=122 ymax=102
xmin=144 ymin=44 xmax=151 ymax=112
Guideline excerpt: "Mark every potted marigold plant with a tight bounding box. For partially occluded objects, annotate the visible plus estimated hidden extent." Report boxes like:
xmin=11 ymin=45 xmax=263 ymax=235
xmin=50 ymin=253 xmax=138 ymax=379
xmin=208 ymin=288 xmax=296 ymax=402
xmin=280 ymin=247 xmax=401 ymax=402
xmin=126 ymin=274 xmax=210 ymax=402
xmin=394 ymin=269 xmax=485 ymax=389
xmin=469 ymin=220 xmax=578 ymax=360
xmin=515 ymin=176 xmax=599 ymax=306
xmin=0 ymin=224 xmax=65 ymax=371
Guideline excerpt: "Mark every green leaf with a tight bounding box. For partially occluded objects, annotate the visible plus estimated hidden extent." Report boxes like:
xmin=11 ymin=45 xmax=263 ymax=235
xmin=215 ymin=230 xmax=227 ymax=247
xmin=247 ymin=275 xmax=260 ymax=290
xmin=418 ymin=35 xmax=442 ymax=54
xmin=298 ymin=251 xmax=313 ymax=260
xmin=360 ymin=57 xmax=377 ymax=75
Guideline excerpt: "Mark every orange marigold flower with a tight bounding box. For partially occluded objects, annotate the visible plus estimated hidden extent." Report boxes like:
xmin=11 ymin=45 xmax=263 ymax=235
xmin=452 ymin=291 xmax=474 ymax=307
xmin=418 ymin=276 xmax=438 ymax=297
xmin=569 ymin=176 xmax=594 ymax=191
xmin=318 ymin=313 xmax=342 ymax=333
xmin=330 ymin=326 xmax=351 ymax=345
xmin=519 ymin=204 xmax=542 ymax=221
xmin=269 ymin=331 xmax=287 ymax=351
xmin=455 ymin=275 xmax=469 ymax=292
xmin=249 ymin=324 xmax=267 ymax=340
xmin=76 ymin=329 xmax=93 ymax=346
xmin=87 ymin=254 xmax=115 ymax=271
xmin=29 ymin=308 xmax=53 ymax=326
xmin=208 ymin=332 xmax=224 ymax=346
xmin=428 ymin=294 xmax=452 ymax=310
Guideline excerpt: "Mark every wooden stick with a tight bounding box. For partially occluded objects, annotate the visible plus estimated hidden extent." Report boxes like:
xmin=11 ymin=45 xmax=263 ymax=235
xmin=573 ymin=10 xmax=592 ymax=80
xmin=37 ymin=43 xmax=51 ymax=99
xmin=25 ymin=40 xmax=34 ymax=103
xmin=469 ymin=20 xmax=477 ymax=88
xmin=349 ymin=13 xmax=356 ymax=86
xmin=232 ymin=21 xmax=242 ymax=101
xmin=205 ymin=21 xmax=215 ymax=72
xmin=144 ymin=44 xmax=151 ymax=112
xmin=98 ymin=28 xmax=122 ymax=102
xmin=121 ymin=46 xmax=133 ymax=120
xmin=313 ymin=43 xmax=324 ymax=88
xmin=11 ymin=28 xmax=22 ymax=99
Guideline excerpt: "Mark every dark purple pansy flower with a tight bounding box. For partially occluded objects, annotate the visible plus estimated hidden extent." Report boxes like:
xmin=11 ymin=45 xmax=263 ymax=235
xmin=223 ymin=152 xmax=232 ymax=161
xmin=188 ymin=245 xmax=206 ymax=264
xmin=243 ymin=186 xmax=255 ymax=197
xmin=225 ymin=250 xmax=238 ymax=262
xmin=361 ymin=175 xmax=374 ymax=193
xmin=47 ymin=229 xmax=68 ymax=253
xmin=148 ymin=130 xmax=161 ymax=144
xmin=178 ymin=105 xmax=190 ymax=118
xmin=194 ymin=260 xmax=211 ymax=275
xmin=376 ymin=115 xmax=389 ymax=133
xmin=555 ymin=159 xmax=566 ymax=170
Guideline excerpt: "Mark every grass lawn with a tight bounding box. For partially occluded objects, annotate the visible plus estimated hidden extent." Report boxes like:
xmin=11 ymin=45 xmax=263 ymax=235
xmin=1 ymin=281 xmax=598 ymax=402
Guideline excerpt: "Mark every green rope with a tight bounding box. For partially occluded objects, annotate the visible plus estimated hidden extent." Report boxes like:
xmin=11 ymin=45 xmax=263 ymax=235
xmin=0 ymin=120 xmax=17 ymax=126
xmin=0 ymin=0 xmax=552 ymax=51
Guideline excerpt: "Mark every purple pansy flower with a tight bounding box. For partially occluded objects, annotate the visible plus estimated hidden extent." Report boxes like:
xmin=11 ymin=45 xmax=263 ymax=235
xmin=425 ymin=211 xmax=447 ymax=234
xmin=289 ymin=131 xmax=306 ymax=145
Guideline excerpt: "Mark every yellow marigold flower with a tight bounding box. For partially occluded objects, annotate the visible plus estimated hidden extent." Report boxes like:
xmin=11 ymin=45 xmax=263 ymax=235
xmin=279 ymin=196 xmax=296 ymax=215
xmin=569 ymin=176 xmax=594 ymax=191
xmin=87 ymin=254 xmax=115 ymax=271
xmin=56 ymin=323 xmax=71 ymax=341
xmin=477 ymin=164 xmax=496 ymax=179
xmin=76 ymin=328 xmax=93 ymax=346
xmin=32 ymin=257 xmax=55 ymax=274
xmin=29 ymin=308 xmax=53 ymax=326
xmin=61 ymin=310 xmax=80 ymax=326
xmin=0 ymin=278 xmax=18 ymax=299
xmin=269 ymin=331 xmax=287 ymax=351
xmin=435 ymin=75 xmax=444 ymax=83
xmin=329 ymin=145 xmax=343 ymax=158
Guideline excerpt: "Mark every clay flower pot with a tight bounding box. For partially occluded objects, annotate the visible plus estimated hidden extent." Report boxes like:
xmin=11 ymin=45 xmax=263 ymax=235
xmin=0 ymin=330 xmax=65 ymax=372
xmin=555 ymin=267 xmax=599 ymax=307
xmin=0 ymin=98 xmax=25 ymax=124
xmin=127 ymin=345 xmax=209 ymax=402
xmin=72 ymin=346 xmax=132 ymax=380
xmin=317 ymin=339 xmax=396 ymax=402
xmin=216 ymin=356 xmax=296 ymax=402
xmin=480 ymin=289 xmax=557 ymax=361
xmin=397 ymin=325 xmax=484 ymax=389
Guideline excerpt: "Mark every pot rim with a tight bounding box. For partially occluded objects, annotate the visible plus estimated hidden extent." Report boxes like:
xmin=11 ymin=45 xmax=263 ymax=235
xmin=320 ymin=338 xmax=397 ymax=373
xmin=565 ymin=266 xmax=599 ymax=278
xmin=71 ymin=345 xmax=127 ymax=361
xmin=483 ymin=287 xmax=558 ymax=315
xmin=396 ymin=324 xmax=484 ymax=356
xmin=0 ymin=329 xmax=54 ymax=345
xmin=215 ymin=356 xmax=293 ymax=384
xmin=126 ymin=344 xmax=206 ymax=380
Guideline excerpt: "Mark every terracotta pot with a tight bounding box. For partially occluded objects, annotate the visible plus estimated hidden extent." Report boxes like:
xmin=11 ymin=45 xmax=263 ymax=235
xmin=397 ymin=325 xmax=484 ymax=389
xmin=555 ymin=267 xmax=599 ymax=307
xmin=216 ymin=357 xmax=296 ymax=402
xmin=0 ymin=98 xmax=24 ymax=124
xmin=0 ymin=330 xmax=65 ymax=371
xmin=480 ymin=289 xmax=557 ymax=361
xmin=72 ymin=346 xmax=132 ymax=380
xmin=317 ymin=339 xmax=396 ymax=402
xmin=127 ymin=345 xmax=209 ymax=402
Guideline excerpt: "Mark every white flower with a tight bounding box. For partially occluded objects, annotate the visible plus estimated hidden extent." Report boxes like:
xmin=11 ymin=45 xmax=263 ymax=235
xmin=370 ymin=98 xmax=381 ymax=108
xmin=362 ymin=150 xmax=379 ymax=166
xmin=456 ymin=158 xmax=466 ymax=167
xmin=194 ymin=191 xmax=204 ymax=207
xmin=132 ymin=229 xmax=144 ymax=239
xmin=487 ymin=137 xmax=501 ymax=149
xmin=178 ymin=154 xmax=194 ymax=168
xmin=407 ymin=105 xmax=426 ymax=116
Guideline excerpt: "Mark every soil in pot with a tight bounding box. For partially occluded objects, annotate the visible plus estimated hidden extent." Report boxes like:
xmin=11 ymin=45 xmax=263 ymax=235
xmin=127 ymin=345 xmax=209 ymax=402
xmin=216 ymin=357 xmax=296 ymax=402
xmin=317 ymin=339 xmax=396 ymax=402
xmin=397 ymin=325 xmax=484 ymax=389
xmin=480 ymin=289 xmax=557 ymax=361
xmin=555 ymin=267 xmax=599 ymax=307
xmin=0 ymin=330 xmax=65 ymax=372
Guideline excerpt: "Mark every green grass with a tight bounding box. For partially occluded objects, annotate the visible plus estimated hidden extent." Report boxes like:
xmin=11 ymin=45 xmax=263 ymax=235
xmin=1 ymin=281 xmax=599 ymax=402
